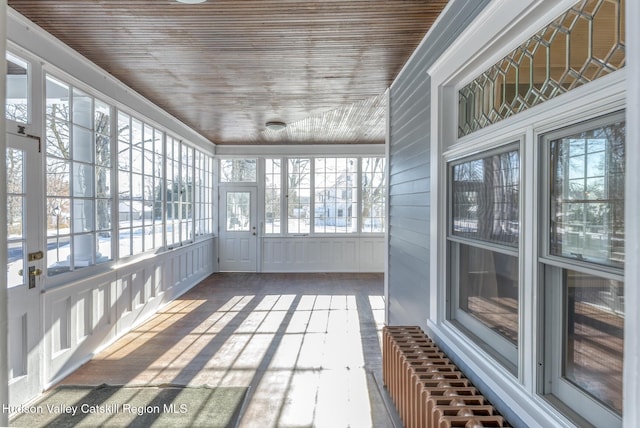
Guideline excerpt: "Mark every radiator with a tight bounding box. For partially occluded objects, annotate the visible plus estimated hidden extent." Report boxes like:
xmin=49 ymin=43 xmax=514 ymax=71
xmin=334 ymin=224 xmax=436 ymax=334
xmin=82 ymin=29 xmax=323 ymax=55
xmin=382 ymin=326 xmax=510 ymax=428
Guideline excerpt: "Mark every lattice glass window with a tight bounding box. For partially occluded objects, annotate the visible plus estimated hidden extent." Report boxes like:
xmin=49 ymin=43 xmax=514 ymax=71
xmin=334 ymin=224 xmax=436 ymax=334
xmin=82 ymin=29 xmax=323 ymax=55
xmin=458 ymin=0 xmax=625 ymax=137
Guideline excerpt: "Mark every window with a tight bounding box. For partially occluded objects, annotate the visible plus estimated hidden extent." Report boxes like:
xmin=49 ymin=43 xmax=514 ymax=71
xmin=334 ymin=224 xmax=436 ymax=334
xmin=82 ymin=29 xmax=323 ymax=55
xmin=117 ymin=114 xmax=166 ymax=256
xmin=181 ymin=144 xmax=194 ymax=243
xmin=117 ymin=113 xmax=144 ymax=257
xmin=46 ymin=75 xmax=113 ymax=275
xmin=287 ymin=158 xmax=311 ymax=234
xmin=548 ymin=119 xmax=625 ymax=268
xmin=220 ymin=159 xmax=256 ymax=182
xmin=5 ymin=52 xmax=29 ymax=123
xmin=458 ymin=0 xmax=626 ymax=137
xmin=263 ymin=156 xmax=386 ymax=235
xmin=541 ymin=113 xmax=625 ymax=426
xmin=142 ymin=123 xmax=164 ymax=250
xmin=195 ymin=150 xmax=214 ymax=237
xmin=361 ymin=157 xmax=386 ymax=233
xmin=265 ymin=158 xmax=281 ymax=234
xmin=165 ymin=137 xmax=194 ymax=247
xmin=165 ymin=137 xmax=179 ymax=247
xmin=314 ymin=158 xmax=357 ymax=233
xmin=448 ymin=145 xmax=520 ymax=371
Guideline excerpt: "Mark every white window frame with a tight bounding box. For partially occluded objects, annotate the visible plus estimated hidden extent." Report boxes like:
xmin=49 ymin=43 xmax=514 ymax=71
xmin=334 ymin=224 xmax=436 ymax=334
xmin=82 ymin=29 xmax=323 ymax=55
xmin=427 ymin=0 xmax=628 ymax=427
xmin=539 ymin=111 xmax=625 ymax=428
xmin=446 ymin=142 xmax=521 ymax=373
xmin=45 ymin=72 xmax=116 ymax=276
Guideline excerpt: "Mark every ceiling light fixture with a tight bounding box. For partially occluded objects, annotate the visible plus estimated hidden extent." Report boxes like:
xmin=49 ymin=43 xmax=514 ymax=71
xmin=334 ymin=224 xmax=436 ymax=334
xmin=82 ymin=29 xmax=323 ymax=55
xmin=265 ymin=121 xmax=287 ymax=131
xmin=176 ymin=0 xmax=207 ymax=4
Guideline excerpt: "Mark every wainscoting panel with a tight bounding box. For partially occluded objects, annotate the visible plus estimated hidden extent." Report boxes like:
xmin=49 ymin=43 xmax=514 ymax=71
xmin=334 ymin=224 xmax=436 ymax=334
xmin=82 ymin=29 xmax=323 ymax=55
xmin=41 ymin=237 xmax=216 ymax=389
xmin=262 ymin=236 xmax=384 ymax=272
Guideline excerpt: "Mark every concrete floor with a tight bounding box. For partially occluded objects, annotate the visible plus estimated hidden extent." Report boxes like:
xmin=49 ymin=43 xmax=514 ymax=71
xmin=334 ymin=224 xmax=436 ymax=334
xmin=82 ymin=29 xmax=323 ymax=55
xmin=59 ymin=272 xmax=398 ymax=428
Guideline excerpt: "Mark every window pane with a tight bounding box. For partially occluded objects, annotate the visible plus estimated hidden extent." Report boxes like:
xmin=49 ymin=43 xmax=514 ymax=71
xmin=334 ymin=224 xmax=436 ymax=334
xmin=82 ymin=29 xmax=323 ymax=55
xmin=73 ymin=162 xmax=94 ymax=198
xmin=220 ymin=159 xmax=256 ymax=182
xmin=73 ymin=89 xmax=92 ymax=129
xmin=265 ymin=159 xmax=281 ymax=234
xmin=96 ymin=199 xmax=112 ymax=232
xmin=73 ymin=126 xmax=93 ymax=163
xmin=46 ymin=76 xmax=69 ymax=119
xmin=287 ymin=159 xmax=311 ymax=234
xmin=6 ymin=53 xmax=29 ymax=123
xmin=549 ymin=120 xmax=625 ymax=267
xmin=73 ymin=199 xmax=94 ymax=233
xmin=47 ymin=118 xmax=70 ymax=159
xmin=564 ymin=269 xmax=623 ymax=414
xmin=457 ymin=243 xmax=519 ymax=345
xmin=95 ymin=99 xmax=111 ymax=135
xmin=362 ymin=157 xmax=386 ymax=233
xmin=452 ymin=148 xmax=520 ymax=246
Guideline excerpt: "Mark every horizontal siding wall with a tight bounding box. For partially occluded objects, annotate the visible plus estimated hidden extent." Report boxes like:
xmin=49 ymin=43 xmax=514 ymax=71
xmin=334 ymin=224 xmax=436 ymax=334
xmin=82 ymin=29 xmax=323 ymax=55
xmin=42 ymin=238 xmax=216 ymax=388
xmin=387 ymin=0 xmax=490 ymax=328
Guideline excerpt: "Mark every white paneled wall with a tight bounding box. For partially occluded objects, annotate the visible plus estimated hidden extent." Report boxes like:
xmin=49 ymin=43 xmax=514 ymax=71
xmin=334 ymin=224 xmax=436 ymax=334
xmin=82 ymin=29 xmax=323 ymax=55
xmin=41 ymin=237 xmax=216 ymax=388
xmin=262 ymin=236 xmax=384 ymax=272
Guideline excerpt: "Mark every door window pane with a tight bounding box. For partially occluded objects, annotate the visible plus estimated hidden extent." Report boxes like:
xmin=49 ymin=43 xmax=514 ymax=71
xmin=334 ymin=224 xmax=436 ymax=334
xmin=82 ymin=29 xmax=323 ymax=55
xmin=549 ymin=120 xmax=625 ymax=267
xmin=6 ymin=53 xmax=29 ymax=123
xmin=6 ymin=148 xmax=25 ymax=288
xmin=226 ymin=192 xmax=250 ymax=231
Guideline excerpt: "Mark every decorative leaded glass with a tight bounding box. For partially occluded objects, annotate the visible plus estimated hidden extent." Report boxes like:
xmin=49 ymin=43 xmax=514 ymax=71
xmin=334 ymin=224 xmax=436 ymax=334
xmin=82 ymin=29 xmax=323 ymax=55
xmin=458 ymin=0 xmax=625 ymax=137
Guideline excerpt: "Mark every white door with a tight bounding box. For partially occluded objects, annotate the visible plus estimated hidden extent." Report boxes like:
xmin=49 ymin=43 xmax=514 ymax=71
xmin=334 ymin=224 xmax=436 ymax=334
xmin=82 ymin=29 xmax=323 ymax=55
xmin=6 ymin=133 xmax=43 ymax=407
xmin=219 ymin=187 xmax=257 ymax=271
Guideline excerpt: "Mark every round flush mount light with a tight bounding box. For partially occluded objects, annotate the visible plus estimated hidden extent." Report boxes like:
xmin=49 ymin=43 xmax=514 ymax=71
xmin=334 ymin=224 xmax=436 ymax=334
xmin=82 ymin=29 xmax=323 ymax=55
xmin=176 ymin=0 xmax=207 ymax=3
xmin=265 ymin=121 xmax=287 ymax=131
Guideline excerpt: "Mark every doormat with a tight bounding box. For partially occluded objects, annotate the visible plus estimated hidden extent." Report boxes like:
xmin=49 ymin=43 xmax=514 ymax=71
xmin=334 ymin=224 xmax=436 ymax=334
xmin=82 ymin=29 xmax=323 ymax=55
xmin=9 ymin=384 xmax=249 ymax=428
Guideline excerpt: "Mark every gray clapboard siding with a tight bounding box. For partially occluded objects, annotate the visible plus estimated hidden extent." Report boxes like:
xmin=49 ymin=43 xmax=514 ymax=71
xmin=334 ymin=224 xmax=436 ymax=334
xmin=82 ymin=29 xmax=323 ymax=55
xmin=387 ymin=0 xmax=490 ymax=328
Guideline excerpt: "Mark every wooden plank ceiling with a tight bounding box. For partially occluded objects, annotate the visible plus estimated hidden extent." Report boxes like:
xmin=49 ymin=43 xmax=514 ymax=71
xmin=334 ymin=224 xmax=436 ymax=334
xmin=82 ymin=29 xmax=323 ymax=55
xmin=8 ymin=0 xmax=448 ymax=146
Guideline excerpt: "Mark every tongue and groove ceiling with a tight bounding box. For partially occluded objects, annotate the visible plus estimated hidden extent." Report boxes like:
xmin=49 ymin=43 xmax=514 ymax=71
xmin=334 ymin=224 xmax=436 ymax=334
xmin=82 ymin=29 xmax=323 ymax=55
xmin=8 ymin=0 xmax=448 ymax=145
